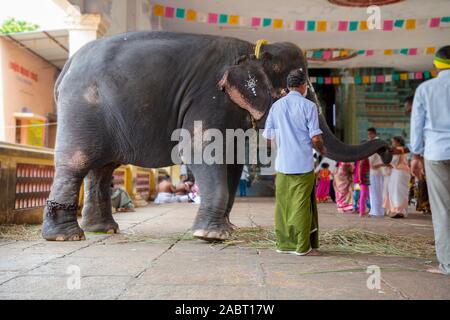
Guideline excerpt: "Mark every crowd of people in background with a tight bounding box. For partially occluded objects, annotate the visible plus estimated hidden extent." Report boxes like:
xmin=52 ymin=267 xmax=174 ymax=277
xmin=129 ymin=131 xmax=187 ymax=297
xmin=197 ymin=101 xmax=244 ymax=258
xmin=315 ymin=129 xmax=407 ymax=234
xmin=315 ymin=127 xmax=430 ymax=219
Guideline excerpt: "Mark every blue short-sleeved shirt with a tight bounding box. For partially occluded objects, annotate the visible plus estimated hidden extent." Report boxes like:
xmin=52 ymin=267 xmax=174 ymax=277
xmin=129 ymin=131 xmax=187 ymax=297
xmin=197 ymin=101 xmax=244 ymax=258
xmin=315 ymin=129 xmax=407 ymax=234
xmin=262 ymin=91 xmax=323 ymax=174
xmin=410 ymin=70 xmax=450 ymax=161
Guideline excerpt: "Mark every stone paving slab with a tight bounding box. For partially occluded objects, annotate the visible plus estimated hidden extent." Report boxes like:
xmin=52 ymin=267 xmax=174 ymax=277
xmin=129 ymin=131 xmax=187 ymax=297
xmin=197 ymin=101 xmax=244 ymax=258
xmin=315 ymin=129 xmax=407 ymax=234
xmin=120 ymin=284 xmax=264 ymax=300
xmin=0 ymin=199 xmax=448 ymax=300
xmin=0 ymin=274 xmax=132 ymax=300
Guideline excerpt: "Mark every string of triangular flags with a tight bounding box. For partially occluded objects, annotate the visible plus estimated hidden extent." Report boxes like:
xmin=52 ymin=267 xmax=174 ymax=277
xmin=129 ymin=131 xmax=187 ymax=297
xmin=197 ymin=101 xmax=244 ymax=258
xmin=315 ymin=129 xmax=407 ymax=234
xmin=310 ymin=70 xmax=438 ymax=85
xmin=151 ymin=3 xmax=450 ymax=32
xmin=306 ymin=47 xmax=437 ymax=60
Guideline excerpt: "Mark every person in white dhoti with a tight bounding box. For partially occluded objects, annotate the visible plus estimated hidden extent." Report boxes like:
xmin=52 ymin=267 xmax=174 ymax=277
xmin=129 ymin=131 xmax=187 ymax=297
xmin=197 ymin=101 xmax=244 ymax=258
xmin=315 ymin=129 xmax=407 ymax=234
xmin=367 ymin=128 xmax=386 ymax=217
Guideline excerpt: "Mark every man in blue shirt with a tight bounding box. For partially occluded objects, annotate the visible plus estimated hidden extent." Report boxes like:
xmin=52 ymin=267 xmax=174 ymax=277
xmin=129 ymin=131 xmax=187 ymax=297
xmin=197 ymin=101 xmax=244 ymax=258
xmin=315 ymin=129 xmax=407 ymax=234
xmin=410 ymin=45 xmax=450 ymax=276
xmin=263 ymin=69 xmax=327 ymax=256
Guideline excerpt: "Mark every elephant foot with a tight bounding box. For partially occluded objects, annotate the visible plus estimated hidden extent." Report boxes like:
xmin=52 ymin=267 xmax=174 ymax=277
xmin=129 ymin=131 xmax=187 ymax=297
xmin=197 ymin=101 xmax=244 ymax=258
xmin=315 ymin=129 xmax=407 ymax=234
xmin=42 ymin=208 xmax=85 ymax=241
xmin=193 ymin=229 xmax=231 ymax=242
xmin=80 ymin=219 xmax=120 ymax=234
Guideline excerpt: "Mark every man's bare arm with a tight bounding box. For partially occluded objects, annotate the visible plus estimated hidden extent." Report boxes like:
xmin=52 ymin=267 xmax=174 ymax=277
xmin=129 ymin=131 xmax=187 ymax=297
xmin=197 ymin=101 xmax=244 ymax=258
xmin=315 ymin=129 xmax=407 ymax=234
xmin=312 ymin=135 xmax=327 ymax=155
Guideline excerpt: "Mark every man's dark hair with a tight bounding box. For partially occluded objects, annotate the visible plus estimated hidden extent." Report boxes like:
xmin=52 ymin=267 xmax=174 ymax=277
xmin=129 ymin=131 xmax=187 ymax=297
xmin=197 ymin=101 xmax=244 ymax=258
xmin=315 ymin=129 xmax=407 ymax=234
xmin=287 ymin=68 xmax=307 ymax=88
xmin=436 ymin=45 xmax=450 ymax=61
xmin=367 ymin=127 xmax=377 ymax=134
xmin=404 ymin=93 xmax=414 ymax=105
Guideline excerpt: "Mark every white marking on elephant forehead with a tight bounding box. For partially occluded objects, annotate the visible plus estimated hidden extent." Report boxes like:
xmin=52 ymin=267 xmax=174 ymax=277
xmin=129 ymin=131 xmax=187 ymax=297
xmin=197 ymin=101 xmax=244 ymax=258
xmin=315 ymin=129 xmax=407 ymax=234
xmin=244 ymin=71 xmax=258 ymax=97
xmin=83 ymin=85 xmax=99 ymax=105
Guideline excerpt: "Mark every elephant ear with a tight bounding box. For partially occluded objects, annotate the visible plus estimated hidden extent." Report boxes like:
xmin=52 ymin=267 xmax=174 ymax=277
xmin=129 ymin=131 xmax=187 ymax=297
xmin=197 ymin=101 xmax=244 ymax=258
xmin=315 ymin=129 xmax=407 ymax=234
xmin=218 ymin=62 xmax=273 ymax=120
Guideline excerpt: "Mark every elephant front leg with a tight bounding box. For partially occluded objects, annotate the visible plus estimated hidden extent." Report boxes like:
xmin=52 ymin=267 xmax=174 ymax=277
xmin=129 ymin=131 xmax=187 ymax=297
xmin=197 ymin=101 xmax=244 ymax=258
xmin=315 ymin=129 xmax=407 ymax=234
xmin=189 ymin=164 xmax=231 ymax=241
xmin=80 ymin=164 xmax=120 ymax=234
xmin=224 ymin=164 xmax=244 ymax=230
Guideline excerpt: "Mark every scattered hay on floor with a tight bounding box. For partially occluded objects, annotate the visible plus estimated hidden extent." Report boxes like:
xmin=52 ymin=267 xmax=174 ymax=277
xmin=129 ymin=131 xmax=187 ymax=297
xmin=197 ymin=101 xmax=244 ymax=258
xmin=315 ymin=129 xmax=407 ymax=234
xmin=0 ymin=224 xmax=435 ymax=259
xmin=0 ymin=224 xmax=42 ymax=241
xmin=218 ymin=227 xmax=435 ymax=259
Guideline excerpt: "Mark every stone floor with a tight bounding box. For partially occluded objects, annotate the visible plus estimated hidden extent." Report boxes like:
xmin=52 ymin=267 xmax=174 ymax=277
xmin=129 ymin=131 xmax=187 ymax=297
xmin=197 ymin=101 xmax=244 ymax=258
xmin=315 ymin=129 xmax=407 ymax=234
xmin=0 ymin=198 xmax=449 ymax=300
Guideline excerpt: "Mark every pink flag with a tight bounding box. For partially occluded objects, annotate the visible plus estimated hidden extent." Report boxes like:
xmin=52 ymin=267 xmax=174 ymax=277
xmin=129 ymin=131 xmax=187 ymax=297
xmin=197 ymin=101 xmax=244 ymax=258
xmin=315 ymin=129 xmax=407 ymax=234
xmin=383 ymin=20 xmax=394 ymax=31
xmin=409 ymin=48 xmax=418 ymax=55
xmin=208 ymin=13 xmax=218 ymax=24
xmin=295 ymin=20 xmax=305 ymax=31
xmin=165 ymin=7 xmax=175 ymax=18
xmin=338 ymin=21 xmax=348 ymax=31
xmin=323 ymin=51 xmax=332 ymax=59
xmin=376 ymin=75 xmax=385 ymax=83
xmin=251 ymin=17 xmax=261 ymax=27
xmin=325 ymin=77 xmax=332 ymax=84
xmin=415 ymin=72 xmax=423 ymax=79
xmin=430 ymin=17 xmax=441 ymax=28
xmin=366 ymin=50 xmax=374 ymax=56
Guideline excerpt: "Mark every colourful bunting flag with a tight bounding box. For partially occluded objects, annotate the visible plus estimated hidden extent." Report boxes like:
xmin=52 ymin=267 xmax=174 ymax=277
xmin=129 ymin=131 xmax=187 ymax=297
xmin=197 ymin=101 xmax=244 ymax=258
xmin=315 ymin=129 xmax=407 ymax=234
xmin=273 ymin=19 xmax=283 ymax=29
xmin=252 ymin=17 xmax=261 ymax=27
xmin=186 ymin=9 xmax=197 ymax=21
xmin=208 ymin=13 xmax=218 ymax=24
xmin=165 ymin=7 xmax=174 ymax=18
xmin=349 ymin=21 xmax=358 ymax=31
xmin=383 ymin=20 xmax=394 ymax=31
xmin=394 ymin=20 xmax=405 ymax=28
xmin=317 ymin=21 xmax=327 ymax=32
xmin=176 ymin=8 xmax=185 ymax=19
xmin=405 ymin=19 xmax=416 ymax=30
xmin=153 ymin=4 xmax=164 ymax=17
xmin=219 ymin=14 xmax=228 ymax=24
xmin=430 ymin=17 xmax=441 ymax=28
xmin=229 ymin=15 xmax=239 ymax=25
xmin=338 ymin=21 xmax=348 ymax=31
xmin=263 ymin=18 xmax=272 ymax=27
xmin=295 ymin=20 xmax=305 ymax=31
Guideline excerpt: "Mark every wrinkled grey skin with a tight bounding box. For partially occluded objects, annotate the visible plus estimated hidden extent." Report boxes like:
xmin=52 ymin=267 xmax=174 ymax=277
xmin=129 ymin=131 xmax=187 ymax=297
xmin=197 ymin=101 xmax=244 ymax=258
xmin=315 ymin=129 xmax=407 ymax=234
xmin=42 ymin=31 xmax=391 ymax=242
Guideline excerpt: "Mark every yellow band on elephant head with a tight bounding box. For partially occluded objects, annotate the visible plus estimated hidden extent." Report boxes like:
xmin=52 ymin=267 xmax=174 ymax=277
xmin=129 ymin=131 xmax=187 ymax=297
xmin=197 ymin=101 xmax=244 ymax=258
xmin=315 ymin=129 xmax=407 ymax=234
xmin=255 ymin=39 xmax=269 ymax=59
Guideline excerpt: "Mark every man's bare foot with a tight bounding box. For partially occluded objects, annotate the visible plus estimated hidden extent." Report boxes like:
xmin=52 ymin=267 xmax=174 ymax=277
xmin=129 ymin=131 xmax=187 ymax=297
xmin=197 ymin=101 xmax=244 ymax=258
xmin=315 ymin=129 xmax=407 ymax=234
xmin=306 ymin=249 xmax=321 ymax=256
xmin=293 ymin=249 xmax=321 ymax=256
xmin=426 ymin=267 xmax=446 ymax=275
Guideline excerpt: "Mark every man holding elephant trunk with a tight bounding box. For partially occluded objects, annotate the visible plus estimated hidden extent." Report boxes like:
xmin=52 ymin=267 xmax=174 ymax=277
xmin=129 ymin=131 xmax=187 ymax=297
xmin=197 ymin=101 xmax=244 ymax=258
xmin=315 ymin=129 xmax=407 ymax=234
xmin=263 ymin=69 xmax=327 ymax=256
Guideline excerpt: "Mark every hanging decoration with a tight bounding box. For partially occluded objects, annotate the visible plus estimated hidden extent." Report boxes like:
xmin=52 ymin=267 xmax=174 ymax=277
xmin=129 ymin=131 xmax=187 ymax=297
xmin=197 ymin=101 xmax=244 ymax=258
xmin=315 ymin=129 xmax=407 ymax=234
xmin=309 ymin=70 xmax=437 ymax=85
xmin=151 ymin=3 xmax=450 ymax=32
xmin=306 ymin=46 xmax=437 ymax=61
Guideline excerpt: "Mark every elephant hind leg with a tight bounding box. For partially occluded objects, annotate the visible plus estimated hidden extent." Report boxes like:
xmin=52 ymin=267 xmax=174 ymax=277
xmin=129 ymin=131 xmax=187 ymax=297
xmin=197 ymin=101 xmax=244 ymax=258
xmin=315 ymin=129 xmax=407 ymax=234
xmin=42 ymin=165 xmax=88 ymax=241
xmin=189 ymin=164 xmax=232 ymax=241
xmin=80 ymin=163 xmax=120 ymax=234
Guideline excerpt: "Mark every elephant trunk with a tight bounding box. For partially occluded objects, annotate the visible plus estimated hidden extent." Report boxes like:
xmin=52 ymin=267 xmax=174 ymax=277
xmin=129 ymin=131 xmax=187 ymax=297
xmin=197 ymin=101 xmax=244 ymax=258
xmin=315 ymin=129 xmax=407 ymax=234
xmin=307 ymin=80 xmax=393 ymax=164
xmin=318 ymin=114 xmax=392 ymax=164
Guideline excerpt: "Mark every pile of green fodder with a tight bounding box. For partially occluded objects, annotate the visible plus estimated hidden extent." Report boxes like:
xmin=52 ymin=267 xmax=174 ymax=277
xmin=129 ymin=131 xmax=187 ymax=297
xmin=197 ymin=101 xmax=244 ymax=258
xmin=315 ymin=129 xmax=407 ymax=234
xmin=218 ymin=227 xmax=435 ymax=259
xmin=0 ymin=224 xmax=42 ymax=241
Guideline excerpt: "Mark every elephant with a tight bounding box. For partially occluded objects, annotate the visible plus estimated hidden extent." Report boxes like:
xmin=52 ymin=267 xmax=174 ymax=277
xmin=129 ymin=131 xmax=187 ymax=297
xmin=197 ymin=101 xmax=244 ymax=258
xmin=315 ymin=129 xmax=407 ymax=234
xmin=42 ymin=31 xmax=392 ymax=242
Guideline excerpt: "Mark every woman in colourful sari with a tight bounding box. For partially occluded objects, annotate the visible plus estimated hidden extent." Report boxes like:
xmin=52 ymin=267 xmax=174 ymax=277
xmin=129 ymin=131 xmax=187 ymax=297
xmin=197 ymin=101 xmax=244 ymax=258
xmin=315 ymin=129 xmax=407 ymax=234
xmin=334 ymin=162 xmax=354 ymax=213
xmin=316 ymin=163 xmax=331 ymax=202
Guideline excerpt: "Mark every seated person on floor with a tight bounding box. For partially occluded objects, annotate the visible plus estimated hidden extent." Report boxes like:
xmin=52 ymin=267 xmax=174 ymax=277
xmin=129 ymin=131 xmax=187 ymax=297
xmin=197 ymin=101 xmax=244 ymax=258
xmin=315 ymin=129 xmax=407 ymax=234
xmin=154 ymin=175 xmax=192 ymax=204
xmin=175 ymin=178 xmax=194 ymax=203
xmin=111 ymin=181 xmax=135 ymax=212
